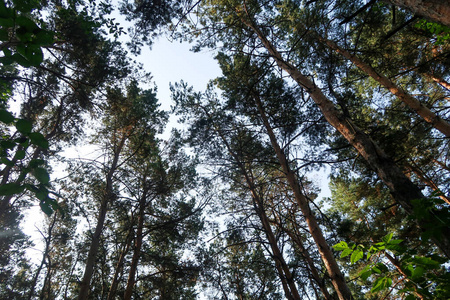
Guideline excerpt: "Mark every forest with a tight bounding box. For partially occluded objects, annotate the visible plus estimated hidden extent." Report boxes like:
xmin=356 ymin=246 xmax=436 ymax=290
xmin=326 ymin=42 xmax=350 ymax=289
xmin=0 ymin=0 xmax=449 ymax=299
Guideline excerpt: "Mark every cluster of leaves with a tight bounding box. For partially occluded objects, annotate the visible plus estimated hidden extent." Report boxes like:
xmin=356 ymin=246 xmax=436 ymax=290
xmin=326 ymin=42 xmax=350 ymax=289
xmin=0 ymin=0 xmax=67 ymax=215
xmin=333 ymin=233 xmax=449 ymax=298
xmin=415 ymin=19 xmax=450 ymax=45
xmin=0 ymin=0 xmax=54 ymax=67
xmin=0 ymin=109 xmax=58 ymax=214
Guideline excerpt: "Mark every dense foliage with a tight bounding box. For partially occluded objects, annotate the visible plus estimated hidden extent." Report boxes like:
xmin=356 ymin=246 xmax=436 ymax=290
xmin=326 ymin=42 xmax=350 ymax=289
xmin=0 ymin=0 xmax=449 ymax=299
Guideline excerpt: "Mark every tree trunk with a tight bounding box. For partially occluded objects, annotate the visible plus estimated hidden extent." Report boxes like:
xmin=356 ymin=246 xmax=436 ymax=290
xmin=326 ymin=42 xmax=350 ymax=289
xmin=249 ymin=187 xmax=301 ymax=300
xmin=201 ymin=105 xmax=301 ymax=300
xmin=28 ymin=214 xmax=57 ymax=300
xmin=240 ymin=12 xmax=450 ymax=258
xmin=253 ymin=94 xmax=354 ymax=300
xmin=384 ymin=0 xmax=450 ymax=27
xmin=123 ymin=189 xmax=147 ymax=300
xmin=319 ymin=35 xmax=450 ymax=137
xmin=280 ymin=212 xmax=333 ymax=300
xmin=407 ymin=162 xmax=450 ymax=205
xmin=78 ymin=135 xmax=126 ymax=300
xmin=107 ymin=223 xmax=134 ymax=300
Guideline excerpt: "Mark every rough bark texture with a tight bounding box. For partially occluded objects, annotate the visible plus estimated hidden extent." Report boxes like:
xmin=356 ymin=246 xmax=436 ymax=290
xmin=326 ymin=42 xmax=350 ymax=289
xmin=385 ymin=0 xmax=450 ymax=27
xmin=321 ymin=36 xmax=450 ymax=137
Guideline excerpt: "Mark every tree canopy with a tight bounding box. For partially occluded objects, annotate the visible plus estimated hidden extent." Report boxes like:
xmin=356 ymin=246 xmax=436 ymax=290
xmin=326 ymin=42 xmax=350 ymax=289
xmin=0 ymin=0 xmax=449 ymax=299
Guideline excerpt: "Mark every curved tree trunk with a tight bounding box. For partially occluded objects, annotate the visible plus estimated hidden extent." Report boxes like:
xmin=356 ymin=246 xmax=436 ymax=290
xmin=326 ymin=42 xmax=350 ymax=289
xmin=384 ymin=0 xmax=450 ymax=27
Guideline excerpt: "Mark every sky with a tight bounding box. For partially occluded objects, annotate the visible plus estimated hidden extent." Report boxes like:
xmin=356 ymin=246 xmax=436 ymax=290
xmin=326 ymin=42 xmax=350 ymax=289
xmin=20 ymin=8 xmax=331 ymax=297
xmin=138 ymin=37 xmax=221 ymax=111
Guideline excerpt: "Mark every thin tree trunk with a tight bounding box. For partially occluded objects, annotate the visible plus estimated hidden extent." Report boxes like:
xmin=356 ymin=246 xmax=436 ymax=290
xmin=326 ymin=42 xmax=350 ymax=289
xmin=430 ymin=75 xmax=450 ymax=91
xmin=385 ymin=252 xmax=425 ymax=299
xmin=200 ymin=105 xmax=301 ymax=300
xmin=123 ymin=189 xmax=147 ymax=300
xmin=78 ymin=135 xmax=126 ymax=300
xmin=240 ymin=10 xmax=450 ymax=258
xmin=319 ymin=35 xmax=450 ymax=137
xmin=384 ymin=0 xmax=450 ymax=27
xmin=253 ymin=94 xmax=354 ymax=300
xmin=407 ymin=162 xmax=450 ymax=205
xmin=250 ymin=187 xmax=301 ymax=300
xmin=28 ymin=214 xmax=57 ymax=300
xmin=107 ymin=224 xmax=134 ymax=300
xmin=281 ymin=215 xmax=333 ymax=300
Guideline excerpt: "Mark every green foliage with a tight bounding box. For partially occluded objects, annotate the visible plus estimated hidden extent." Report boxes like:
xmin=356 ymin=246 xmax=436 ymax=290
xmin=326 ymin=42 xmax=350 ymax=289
xmin=0 ymin=0 xmax=54 ymax=68
xmin=415 ymin=19 xmax=450 ymax=45
xmin=333 ymin=233 xmax=450 ymax=298
xmin=0 ymin=110 xmax=57 ymax=214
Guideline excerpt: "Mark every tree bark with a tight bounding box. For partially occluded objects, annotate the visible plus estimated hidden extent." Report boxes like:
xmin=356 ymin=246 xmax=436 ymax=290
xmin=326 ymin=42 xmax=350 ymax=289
xmin=320 ymin=35 xmax=450 ymax=137
xmin=78 ymin=135 xmax=126 ymax=300
xmin=384 ymin=0 xmax=450 ymax=27
xmin=253 ymin=94 xmax=354 ymax=300
xmin=107 ymin=222 xmax=134 ymax=300
xmin=200 ymin=105 xmax=301 ymax=300
xmin=280 ymin=213 xmax=333 ymax=300
xmin=407 ymin=162 xmax=450 ymax=205
xmin=250 ymin=187 xmax=301 ymax=300
xmin=240 ymin=11 xmax=450 ymax=259
xmin=123 ymin=189 xmax=147 ymax=300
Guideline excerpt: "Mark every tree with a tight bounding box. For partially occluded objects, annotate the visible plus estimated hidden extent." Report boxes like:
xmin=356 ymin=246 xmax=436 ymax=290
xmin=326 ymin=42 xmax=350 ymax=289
xmin=384 ymin=0 xmax=450 ymax=26
xmin=78 ymin=81 xmax=167 ymax=299
xmin=184 ymin=0 xmax=450 ymax=258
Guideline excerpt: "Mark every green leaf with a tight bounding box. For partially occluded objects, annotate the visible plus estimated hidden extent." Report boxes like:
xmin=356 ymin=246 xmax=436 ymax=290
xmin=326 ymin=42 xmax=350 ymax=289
xmin=412 ymin=256 xmax=440 ymax=268
xmin=372 ymin=267 xmax=381 ymax=274
xmin=28 ymin=159 xmax=45 ymax=168
xmin=33 ymin=167 xmax=49 ymax=184
xmin=350 ymin=249 xmax=363 ymax=264
xmin=341 ymin=248 xmax=353 ymax=258
xmin=404 ymin=295 xmax=416 ymax=300
xmin=14 ymin=150 xmax=26 ymax=160
xmin=359 ymin=265 xmax=373 ymax=281
xmin=15 ymin=119 xmax=32 ymax=133
xmin=411 ymin=266 xmax=424 ymax=281
xmin=1 ymin=140 xmax=16 ymax=149
xmin=48 ymin=198 xmax=58 ymax=210
xmin=39 ymin=200 xmax=53 ymax=216
xmin=0 ymin=183 xmax=25 ymax=195
xmin=1 ymin=157 xmax=14 ymax=166
xmin=360 ymin=270 xmax=372 ymax=281
xmin=371 ymin=277 xmax=392 ymax=293
xmin=33 ymin=185 xmax=48 ymax=200
xmin=333 ymin=241 xmax=348 ymax=251
xmin=388 ymin=239 xmax=403 ymax=245
xmin=28 ymin=132 xmax=48 ymax=148
xmin=376 ymin=263 xmax=389 ymax=273
xmin=382 ymin=233 xmax=393 ymax=243
xmin=0 ymin=109 xmax=15 ymax=123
